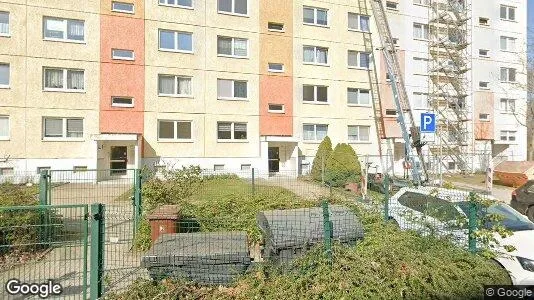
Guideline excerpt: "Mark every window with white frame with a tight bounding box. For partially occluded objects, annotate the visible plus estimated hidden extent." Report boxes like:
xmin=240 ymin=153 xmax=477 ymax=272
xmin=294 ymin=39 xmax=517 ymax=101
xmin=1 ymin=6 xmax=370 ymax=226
xmin=479 ymin=81 xmax=489 ymax=89
xmin=217 ymin=36 xmax=248 ymax=58
xmin=303 ymin=46 xmax=328 ymax=65
xmin=413 ymin=0 xmax=430 ymax=6
xmin=112 ymin=49 xmax=135 ymax=60
xmin=500 ymin=130 xmax=516 ymax=142
xmin=0 ymin=64 xmax=9 ymax=87
xmin=500 ymin=36 xmax=516 ymax=51
xmin=217 ymin=122 xmax=247 ymax=140
xmin=348 ymin=125 xmax=370 ymax=142
xmin=158 ymin=75 xmax=192 ymax=97
xmin=112 ymin=2 xmax=135 ymax=13
xmin=268 ymin=22 xmax=284 ymax=32
xmin=500 ymin=5 xmax=516 ymax=21
xmin=303 ymin=124 xmax=328 ymax=141
xmin=348 ymin=13 xmax=370 ymax=32
xmin=303 ymin=85 xmax=328 ymax=103
xmin=412 ymin=92 xmax=428 ymax=108
xmin=0 ymin=12 xmax=9 ymax=36
xmin=268 ymin=104 xmax=285 ymax=113
xmin=218 ymin=0 xmax=247 ymax=15
xmin=347 ymin=88 xmax=370 ymax=105
xmin=479 ymin=49 xmax=489 ymax=57
xmin=43 ymin=17 xmax=85 ymax=42
xmin=303 ymin=6 xmax=328 ymax=26
xmin=159 ymin=0 xmax=192 ymax=8
xmin=111 ymin=97 xmax=134 ymax=107
xmin=73 ymin=166 xmax=88 ymax=172
xmin=0 ymin=115 xmax=9 ymax=140
xmin=500 ymin=67 xmax=516 ymax=82
xmin=413 ymin=23 xmax=429 ymax=40
xmin=159 ymin=30 xmax=193 ymax=52
xmin=240 ymin=164 xmax=251 ymax=171
xmin=479 ymin=113 xmax=490 ymax=121
xmin=158 ymin=120 xmax=192 ymax=140
xmin=268 ymin=63 xmax=284 ymax=73
xmin=43 ymin=117 xmax=83 ymax=139
xmin=214 ymin=164 xmax=225 ymax=171
xmin=43 ymin=68 xmax=84 ymax=91
xmin=217 ymin=79 xmax=247 ymax=100
xmin=500 ymin=98 xmax=516 ymax=112
xmin=348 ymin=51 xmax=370 ymax=69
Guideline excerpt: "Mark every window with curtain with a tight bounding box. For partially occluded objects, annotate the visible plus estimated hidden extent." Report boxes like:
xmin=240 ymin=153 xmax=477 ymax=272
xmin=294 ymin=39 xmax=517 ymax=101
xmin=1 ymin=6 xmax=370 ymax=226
xmin=44 ymin=17 xmax=85 ymax=42
xmin=158 ymin=75 xmax=192 ymax=96
xmin=159 ymin=30 xmax=193 ymax=52
xmin=43 ymin=118 xmax=63 ymax=138
xmin=0 ymin=64 xmax=9 ymax=86
xmin=0 ymin=116 xmax=9 ymax=139
xmin=413 ymin=23 xmax=429 ymax=40
xmin=217 ymin=36 xmax=248 ymax=57
xmin=158 ymin=120 xmax=192 ymax=140
xmin=160 ymin=0 xmax=193 ymax=7
xmin=234 ymin=123 xmax=247 ymax=139
xmin=0 ymin=12 xmax=9 ymax=35
xmin=158 ymin=121 xmax=174 ymax=139
xmin=348 ymin=13 xmax=370 ymax=32
xmin=348 ymin=125 xmax=370 ymax=142
xmin=217 ymin=122 xmax=232 ymax=139
xmin=303 ymin=124 xmax=328 ymax=141
xmin=217 ymin=79 xmax=247 ymax=99
xmin=217 ymin=122 xmax=246 ymax=140
xmin=347 ymin=88 xmax=370 ymax=105
xmin=303 ymin=7 xmax=328 ymax=26
xmin=67 ymin=70 xmax=84 ymax=90
xmin=303 ymin=46 xmax=328 ymax=64
xmin=66 ymin=119 xmax=83 ymax=137
xmin=44 ymin=68 xmax=84 ymax=91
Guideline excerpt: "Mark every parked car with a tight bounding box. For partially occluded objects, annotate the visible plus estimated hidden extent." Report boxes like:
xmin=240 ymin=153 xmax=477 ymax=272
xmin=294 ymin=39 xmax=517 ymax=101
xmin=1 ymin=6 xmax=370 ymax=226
xmin=389 ymin=187 xmax=534 ymax=285
xmin=511 ymin=180 xmax=534 ymax=222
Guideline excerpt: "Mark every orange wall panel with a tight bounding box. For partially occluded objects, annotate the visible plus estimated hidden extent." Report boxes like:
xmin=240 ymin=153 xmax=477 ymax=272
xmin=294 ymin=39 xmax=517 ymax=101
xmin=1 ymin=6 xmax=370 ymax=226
xmin=474 ymin=91 xmax=494 ymax=140
xmin=260 ymin=76 xmax=293 ymax=136
xmin=379 ymin=51 xmax=405 ymax=138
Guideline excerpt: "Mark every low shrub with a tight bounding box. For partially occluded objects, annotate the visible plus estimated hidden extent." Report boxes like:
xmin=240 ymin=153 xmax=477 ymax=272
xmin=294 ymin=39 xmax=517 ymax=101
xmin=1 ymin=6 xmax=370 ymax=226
xmin=310 ymin=136 xmax=333 ymax=181
xmin=325 ymin=143 xmax=362 ymax=187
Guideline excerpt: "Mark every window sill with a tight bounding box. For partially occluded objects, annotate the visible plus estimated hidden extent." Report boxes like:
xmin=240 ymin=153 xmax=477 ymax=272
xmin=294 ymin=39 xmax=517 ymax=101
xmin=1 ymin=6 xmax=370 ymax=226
xmin=413 ymin=4 xmax=429 ymax=8
xmin=268 ymin=69 xmax=285 ymax=73
xmin=218 ymin=11 xmax=249 ymax=18
xmin=0 ymin=85 xmax=10 ymax=89
xmin=479 ymin=87 xmax=490 ymax=91
xmin=157 ymin=139 xmax=194 ymax=143
xmin=218 ymin=97 xmax=248 ymax=102
xmin=159 ymin=3 xmax=194 ymax=10
xmin=158 ymin=94 xmax=194 ymax=99
xmin=348 ymin=28 xmax=371 ymax=34
xmin=112 ymin=9 xmax=135 ymax=14
xmin=500 ymin=49 xmax=517 ymax=54
xmin=267 ymin=29 xmax=285 ymax=33
xmin=348 ymin=66 xmax=370 ymax=70
xmin=500 ymin=81 xmax=516 ymax=84
xmin=43 ymin=89 xmax=86 ymax=94
xmin=111 ymin=104 xmax=134 ymax=108
xmin=217 ymin=54 xmax=249 ymax=59
xmin=303 ymin=101 xmax=329 ymax=105
xmin=499 ymin=18 xmax=517 ymax=23
xmin=0 ymin=33 xmax=11 ymax=38
xmin=112 ymin=57 xmax=135 ymax=61
xmin=303 ymin=62 xmax=330 ymax=67
xmin=479 ymin=56 xmax=490 ymax=59
xmin=0 ymin=137 xmax=10 ymax=141
xmin=303 ymin=23 xmax=330 ymax=29
xmin=217 ymin=139 xmax=249 ymax=143
xmin=413 ymin=107 xmax=429 ymax=110
xmin=347 ymin=104 xmax=372 ymax=108
xmin=479 ymin=120 xmax=491 ymax=122
xmin=413 ymin=38 xmax=429 ymax=42
xmin=42 ymin=138 xmax=85 ymax=142
xmin=413 ymin=73 xmax=428 ymax=76
xmin=159 ymin=48 xmax=194 ymax=54
xmin=348 ymin=141 xmax=372 ymax=144
xmin=44 ymin=38 xmax=86 ymax=45
xmin=268 ymin=111 xmax=285 ymax=114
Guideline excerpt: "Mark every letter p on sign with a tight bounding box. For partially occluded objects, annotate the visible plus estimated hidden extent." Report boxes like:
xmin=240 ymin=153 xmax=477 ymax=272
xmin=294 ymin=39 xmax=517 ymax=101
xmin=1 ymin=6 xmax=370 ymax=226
xmin=420 ymin=113 xmax=436 ymax=133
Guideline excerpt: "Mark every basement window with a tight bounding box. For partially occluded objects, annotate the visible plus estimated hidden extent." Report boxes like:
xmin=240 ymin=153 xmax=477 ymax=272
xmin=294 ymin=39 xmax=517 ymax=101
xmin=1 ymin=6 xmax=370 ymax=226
xmin=214 ymin=164 xmax=225 ymax=171
xmin=268 ymin=22 xmax=284 ymax=32
xmin=73 ymin=166 xmax=88 ymax=172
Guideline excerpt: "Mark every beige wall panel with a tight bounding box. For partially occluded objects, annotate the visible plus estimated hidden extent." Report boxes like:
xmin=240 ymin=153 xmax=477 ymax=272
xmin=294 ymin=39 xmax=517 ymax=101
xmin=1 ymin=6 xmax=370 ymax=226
xmin=0 ymin=107 xmax=26 ymax=158
xmin=0 ymin=3 xmax=27 ymax=56
xmin=144 ymin=0 xmax=206 ymax=26
xmin=26 ymin=0 xmax=100 ymax=13
xmin=0 ymin=55 xmax=26 ymax=108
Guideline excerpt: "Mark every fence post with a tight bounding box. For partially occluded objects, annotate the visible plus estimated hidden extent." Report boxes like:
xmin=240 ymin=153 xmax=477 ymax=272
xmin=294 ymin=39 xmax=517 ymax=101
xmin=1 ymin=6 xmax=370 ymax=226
xmin=134 ymin=169 xmax=142 ymax=232
xmin=383 ymin=175 xmax=390 ymax=222
xmin=90 ymin=203 xmax=105 ymax=300
xmin=251 ymin=168 xmax=255 ymax=196
xmin=322 ymin=200 xmax=333 ymax=265
xmin=38 ymin=170 xmax=50 ymax=247
xmin=468 ymin=192 xmax=477 ymax=253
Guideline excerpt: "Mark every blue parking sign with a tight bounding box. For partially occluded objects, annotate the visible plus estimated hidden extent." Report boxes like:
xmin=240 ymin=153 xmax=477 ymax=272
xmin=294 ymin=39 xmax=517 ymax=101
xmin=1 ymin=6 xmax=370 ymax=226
xmin=420 ymin=113 xmax=436 ymax=133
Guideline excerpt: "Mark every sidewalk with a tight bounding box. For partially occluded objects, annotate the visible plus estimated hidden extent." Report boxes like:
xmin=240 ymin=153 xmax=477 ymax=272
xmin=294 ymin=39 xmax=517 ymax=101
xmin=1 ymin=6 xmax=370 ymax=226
xmin=447 ymin=180 xmax=514 ymax=204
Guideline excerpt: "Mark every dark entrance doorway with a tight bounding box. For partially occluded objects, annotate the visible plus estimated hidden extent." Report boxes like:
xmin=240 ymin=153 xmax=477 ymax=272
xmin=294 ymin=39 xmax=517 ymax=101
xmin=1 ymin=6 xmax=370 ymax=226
xmin=110 ymin=146 xmax=128 ymax=175
xmin=268 ymin=147 xmax=280 ymax=173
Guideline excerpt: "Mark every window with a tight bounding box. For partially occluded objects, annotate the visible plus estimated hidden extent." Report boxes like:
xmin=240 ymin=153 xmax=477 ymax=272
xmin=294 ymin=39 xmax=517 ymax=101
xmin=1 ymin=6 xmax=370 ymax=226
xmin=0 ymin=64 xmax=9 ymax=87
xmin=112 ymin=2 xmax=135 ymax=13
xmin=268 ymin=63 xmax=284 ymax=73
xmin=73 ymin=166 xmax=88 ymax=172
xmin=479 ymin=49 xmax=489 ymax=57
xmin=111 ymin=97 xmax=134 ymax=107
xmin=268 ymin=104 xmax=285 ymax=113
xmin=412 ymin=92 xmax=428 ymax=108
xmin=37 ymin=167 xmax=51 ymax=174
xmin=479 ymin=81 xmax=489 ymax=89
xmin=43 ymin=117 xmax=84 ymax=139
xmin=413 ymin=0 xmax=430 ymax=6
xmin=158 ymin=120 xmax=192 ymax=140
xmin=0 ymin=115 xmax=9 ymax=140
xmin=347 ymin=88 xmax=370 ymax=105
xmin=479 ymin=113 xmax=490 ymax=121
xmin=217 ymin=36 xmax=248 ymax=58
xmin=500 ymin=67 xmax=516 ymax=82
xmin=159 ymin=0 xmax=193 ymax=8
xmin=348 ymin=125 xmax=370 ymax=142
xmin=43 ymin=17 xmax=85 ymax=42
xmin=500 ymin=36 xmax=516 ymax=51
xmin=479 ymin=17 xmax=489 ymax=26
xmin=348 ymin=51 xmax=370 ymax=69
xmin=0 ymin=12 xmax=9 ymax=36
xmin=218 ymin=0 xmax=247 ymax=15
xmin=303 ymin=85 xmax=328 ymax=103
xmin=413 ymin=57 xmax=428 ymax=74
xmin=386 ymin=1 xmax=398 ymax=10
xmin=303 ymin=124 xmax=328 ymax=141
xmin=217 ymin=79 xmax=247 ymax=100
xmin=500 ymin=5 xmax=516 ymax=21
xmin=385 ymin=109 xmax=397 ymax=116
xmin=348 ymin=13 xmax=370 ymax=32
xmin=112 ymin=49 xmax=134 ymax=60
xmin=214 ymin=164 xmax=225 ymax=171
xmin=303 ymin=7 xmax=328 ymax=26
xmin=159 ymin=30 xmax=193 ymax=52
xmin=500 ymin=98 xmax=516 ymax=112
xmin=268 ymin=22 xmax=284 ymax=32
xmin=0 ymin=167 xmax=13 ymax=175
xmin=413 ymin=23 xmax=429 ymax=40
xmin=500 ymin=130 xmax=516 ymax=142
xmin=43 ymin=68 xmax=84 ymax=92
xmin=158 ymin=75 xmax=192 ymax=97
xmin=217 ymin=122 xmax=247 ymax=140
xmin=392 ymin=38 xmax=399 ymax=46
xmin=303 ymin=46 xmax=328 ymax=65
xmin=240 ymin=164 xmax=251 ymax=171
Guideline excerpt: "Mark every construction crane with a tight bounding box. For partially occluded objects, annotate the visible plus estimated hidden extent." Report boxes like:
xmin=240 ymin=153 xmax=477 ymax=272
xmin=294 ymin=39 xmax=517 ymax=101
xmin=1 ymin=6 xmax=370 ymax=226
xmin=369 ymin=0 xmax=429 ymax=186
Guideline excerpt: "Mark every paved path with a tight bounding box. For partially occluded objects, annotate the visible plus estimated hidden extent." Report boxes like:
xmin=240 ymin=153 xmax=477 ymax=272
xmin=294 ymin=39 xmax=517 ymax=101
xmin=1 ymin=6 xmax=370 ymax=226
xmin=447 ymin=180 xmax=514 ymax=204
xmin=255 ymin=176 xmax=330 ymax=200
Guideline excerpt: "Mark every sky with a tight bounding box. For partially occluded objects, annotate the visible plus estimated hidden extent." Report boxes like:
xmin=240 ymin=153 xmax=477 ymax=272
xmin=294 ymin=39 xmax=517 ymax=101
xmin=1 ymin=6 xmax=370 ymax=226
xmin=529 ymin=0 xmax=534 ymax=59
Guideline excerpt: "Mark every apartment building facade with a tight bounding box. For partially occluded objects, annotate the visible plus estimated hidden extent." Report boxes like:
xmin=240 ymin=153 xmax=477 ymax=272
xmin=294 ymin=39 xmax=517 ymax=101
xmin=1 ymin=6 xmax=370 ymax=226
xmin=376 ymin=0 xmax=528 ymax=173
xmin=0 ymin=0 xmax=379 ymax=177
